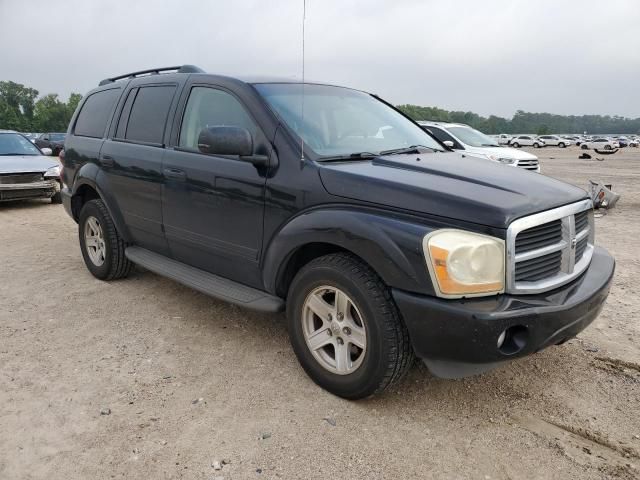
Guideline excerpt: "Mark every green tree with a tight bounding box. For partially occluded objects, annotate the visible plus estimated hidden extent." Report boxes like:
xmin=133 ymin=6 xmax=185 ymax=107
xmin=0 ymin=81 xmax=39 ymax=131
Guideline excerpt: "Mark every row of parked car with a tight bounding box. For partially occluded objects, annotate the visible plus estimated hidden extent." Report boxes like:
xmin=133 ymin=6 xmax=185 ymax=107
xmin=492 ymin=133 xmax=639 ymax=150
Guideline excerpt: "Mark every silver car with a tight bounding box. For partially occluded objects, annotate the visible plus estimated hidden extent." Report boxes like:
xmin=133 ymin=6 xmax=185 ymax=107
xmin=0 ymin=130 xmax=62 ymax=203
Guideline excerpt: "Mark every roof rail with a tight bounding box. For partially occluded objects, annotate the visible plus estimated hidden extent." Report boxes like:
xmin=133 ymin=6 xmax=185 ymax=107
xmin=98 ymin=65 xmax=205 ymax=86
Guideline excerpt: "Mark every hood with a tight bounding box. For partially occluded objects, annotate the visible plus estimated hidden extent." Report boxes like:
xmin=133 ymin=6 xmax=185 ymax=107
xmin=318 ymin=152 xmax=587 ymax=229
xmin=462 ymin=145 xmax=537 ymax=160
xmin=0 ymin=155 xmax=59 ymax=174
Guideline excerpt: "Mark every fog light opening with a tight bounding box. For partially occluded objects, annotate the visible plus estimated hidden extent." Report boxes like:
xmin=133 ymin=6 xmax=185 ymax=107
xmin=497 ymin=325 xmax=529 ymax=356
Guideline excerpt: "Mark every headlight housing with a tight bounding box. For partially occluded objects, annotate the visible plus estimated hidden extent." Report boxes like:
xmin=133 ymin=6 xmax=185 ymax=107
xmin=422 ymin=229 xmax=505 ymax=298
xmin=484 ymin=154 xmax=517 ymax=165
xmin=44 ymin=165 xmax=61 ymax=178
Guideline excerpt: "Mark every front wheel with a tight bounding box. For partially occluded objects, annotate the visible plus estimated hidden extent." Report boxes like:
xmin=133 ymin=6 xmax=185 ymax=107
xmin=533 ymin=143 xmax=540 ymax=148
xmin=604 ymin=145 xmax=612 ymax=150
xmin=287 ymin=253 xmax=414 ymax=399
xmin=581 ymin=144 xmax=589 ymax=150
xmin=512 ymin=142 xmax=520 ymax=148
xmin=559 ymin=142 xmax=566 ymax=148
xmin=78 ymin=199 xmax=132 ymax=280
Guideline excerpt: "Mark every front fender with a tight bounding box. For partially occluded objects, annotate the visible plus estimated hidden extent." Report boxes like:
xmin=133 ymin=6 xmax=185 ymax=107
xmin=262 ymin=207 xmax=438 ymax=296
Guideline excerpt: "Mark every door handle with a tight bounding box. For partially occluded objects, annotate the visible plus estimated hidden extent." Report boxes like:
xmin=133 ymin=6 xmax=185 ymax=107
xmin=163 ymin=168 xmax=186 ymax=180
xmin=100 ymin=154 xmax=114 ymax=167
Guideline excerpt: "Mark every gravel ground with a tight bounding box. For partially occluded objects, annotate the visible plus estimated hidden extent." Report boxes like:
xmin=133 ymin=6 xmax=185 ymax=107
xmin=1 ymin=147 xmax=639 ymax=480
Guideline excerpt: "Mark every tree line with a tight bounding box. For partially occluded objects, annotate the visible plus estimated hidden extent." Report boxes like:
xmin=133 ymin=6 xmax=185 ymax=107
xmin=397 ymin=104 xmax=640 ymax=135
xmin=1 ymin=79 xmax=639 ymax=135
xmin=0 ymin=81 xmax=81 ymax=133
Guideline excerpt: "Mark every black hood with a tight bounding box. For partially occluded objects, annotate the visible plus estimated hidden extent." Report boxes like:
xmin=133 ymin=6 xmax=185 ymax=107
xmin=318 ymin=152 xmax=588 ymax=229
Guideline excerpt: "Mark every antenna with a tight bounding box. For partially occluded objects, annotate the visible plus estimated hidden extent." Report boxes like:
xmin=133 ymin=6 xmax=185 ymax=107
xmin=300 ymin=0 xmax=306 ymax=163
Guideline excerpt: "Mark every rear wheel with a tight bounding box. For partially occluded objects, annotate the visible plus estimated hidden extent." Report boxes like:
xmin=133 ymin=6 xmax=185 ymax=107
xmin=604 ymin=144 xmax=612 ymax=150
xmin=78 ymin=199 xmax=132 ymax=280
xmin=287 ymin=253 xmax=414 ymax=399
xmin=581 ymin=144 xmax=589 ymax=150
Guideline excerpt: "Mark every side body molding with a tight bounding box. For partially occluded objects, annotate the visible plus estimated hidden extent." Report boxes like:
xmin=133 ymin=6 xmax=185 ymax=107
xmin=262 ymin=208 xmax=438 ymax=296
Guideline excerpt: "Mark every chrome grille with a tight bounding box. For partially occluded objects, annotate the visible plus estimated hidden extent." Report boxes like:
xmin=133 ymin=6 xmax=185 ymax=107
xmin=516 ymin=158 xmax=540 ymax=171
xmin=0 ymin=173 xmax=43 ymax=184
xmin=506 ymin=199 xmax=595 ymax=294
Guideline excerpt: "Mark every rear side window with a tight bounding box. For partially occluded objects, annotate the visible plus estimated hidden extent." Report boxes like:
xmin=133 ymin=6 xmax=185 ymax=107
xmin=74 ymin=88 xmax=120 ymax=138
xmin=122 ymin=85 xmax=176 ymax=145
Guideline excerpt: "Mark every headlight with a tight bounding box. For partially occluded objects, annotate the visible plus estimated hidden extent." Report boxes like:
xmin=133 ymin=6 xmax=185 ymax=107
xmin=484 ymin=154 xmax=517 ymax=165
xmin=44 ymin=165 xmax=61 ymax=177
xmin=422 ymin=229 xmax=505 ymax=298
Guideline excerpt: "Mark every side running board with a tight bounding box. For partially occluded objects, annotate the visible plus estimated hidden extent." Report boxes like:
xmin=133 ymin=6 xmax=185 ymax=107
xmin=125 ymin=247 xmax=284 ymax=312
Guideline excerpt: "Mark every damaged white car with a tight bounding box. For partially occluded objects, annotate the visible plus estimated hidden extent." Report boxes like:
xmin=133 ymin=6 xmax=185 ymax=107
xmin=0 ymin=130 xmax=62 ymax=203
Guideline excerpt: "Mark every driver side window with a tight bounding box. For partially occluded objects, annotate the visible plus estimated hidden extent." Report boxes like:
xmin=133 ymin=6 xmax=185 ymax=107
xmin=179 ymin=87 xmax=257 ymax=150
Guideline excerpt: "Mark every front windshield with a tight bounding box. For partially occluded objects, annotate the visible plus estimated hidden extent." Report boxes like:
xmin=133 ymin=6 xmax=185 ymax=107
xmin=50 ymin=133 xmax=66 ymax=141
xmin=0 ymin=133 xmax=41 ymax=156
xmin=255 ymin=83 xmax=442 ymax=157
xmin=447 ymin=126 xmax=499 ymax=147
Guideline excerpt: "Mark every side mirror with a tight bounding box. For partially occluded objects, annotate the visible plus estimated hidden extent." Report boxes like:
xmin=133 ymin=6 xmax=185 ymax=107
xmin=197 ymin=126 xmax=253 ymax=156
xmin=443 ymin=140 xmax=455 ymax=148
xmin=41 ymin=147 xmax=53 ymax=156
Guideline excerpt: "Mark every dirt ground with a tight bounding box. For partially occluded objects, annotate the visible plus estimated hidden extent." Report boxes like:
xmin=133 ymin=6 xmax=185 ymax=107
xmin=1 ymin=146 xmax=639 ymax=480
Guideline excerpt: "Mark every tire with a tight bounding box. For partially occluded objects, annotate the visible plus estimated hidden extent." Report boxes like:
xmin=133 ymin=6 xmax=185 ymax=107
xmin=604 ymin=145 xmax=612 ymax=150
xmin=581 ymin=144 xmax=589 ymax=150
xmin=533 ymin=143 xmax=540 ymax=148
xmin=559 ymin=142 xmax=566 ymax=148
xmin=51 ymin=192 xmax=62 ymax=204
xmin=287 ymin=252 xmax=414 ymax=399
xmin=78 ymin=199 xmax=132 ymax=280
xmin=512 ymin=142 xmax=520 ymax=148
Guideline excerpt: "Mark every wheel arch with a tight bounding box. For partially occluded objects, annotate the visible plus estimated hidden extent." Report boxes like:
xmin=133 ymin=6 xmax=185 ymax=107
xmin=262 ymin=208 xmax=436 ymax=299
xmin=71 ymin=170 xmax=132 ymax=242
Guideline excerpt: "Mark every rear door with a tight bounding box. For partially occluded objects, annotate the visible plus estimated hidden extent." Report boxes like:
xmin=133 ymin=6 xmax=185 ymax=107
xmin=162 ymin=82 xmax=270 ymax=288
xmin=99 ymin=81 xmax=180 ymax=254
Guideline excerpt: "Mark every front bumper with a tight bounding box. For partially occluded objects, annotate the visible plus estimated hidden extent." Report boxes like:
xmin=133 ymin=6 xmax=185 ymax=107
xmin=0 ymin=180 xmax=58 ymax=202
xmin=393 ymin=246 xmax=615 ymax=378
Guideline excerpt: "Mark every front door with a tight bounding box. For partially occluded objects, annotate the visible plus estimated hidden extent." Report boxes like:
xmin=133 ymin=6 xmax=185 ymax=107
xmin=162 ymin=85 xmax=268 ymax=288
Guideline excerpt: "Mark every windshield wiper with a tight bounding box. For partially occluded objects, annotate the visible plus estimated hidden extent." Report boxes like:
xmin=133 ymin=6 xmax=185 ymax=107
xmin=379 ymin=145 xmax=440 ymax=155
xmin=317 ymin=152 xmax=378 ymax=162
xmin=0 ymin=153 xmax=35 ymax=156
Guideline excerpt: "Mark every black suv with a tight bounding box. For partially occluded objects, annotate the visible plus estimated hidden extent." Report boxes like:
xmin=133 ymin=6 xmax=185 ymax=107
xmin=61 ymin=65 xmax=615 ymax=399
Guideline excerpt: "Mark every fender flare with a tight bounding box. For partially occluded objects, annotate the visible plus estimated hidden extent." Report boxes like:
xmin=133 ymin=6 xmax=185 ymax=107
xmin=262 ymin=207 xmax=436 ymax=296
xmin=71 ymin=164 xmax=132 ymax=242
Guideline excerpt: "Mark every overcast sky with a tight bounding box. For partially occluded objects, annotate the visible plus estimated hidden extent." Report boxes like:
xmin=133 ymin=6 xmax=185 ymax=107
xmin=1 ymin=0 xmax=639 ymax=118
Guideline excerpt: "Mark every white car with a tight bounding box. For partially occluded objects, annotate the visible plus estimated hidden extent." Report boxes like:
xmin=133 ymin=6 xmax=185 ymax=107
xmin=491 ymin=134 xmax=512 ymax=145
xmin=580 ymin=138 xmax=619 ymax=151
xmin=537 ymin=135 xmax=571 ymax=148
xmin=418 ymin=122 xmax=540 ymax=172
xmin=509 ymin=135 xmax=545 ymax=148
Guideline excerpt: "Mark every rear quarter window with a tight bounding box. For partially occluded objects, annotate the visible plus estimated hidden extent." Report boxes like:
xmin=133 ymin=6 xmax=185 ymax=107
xmin=74 ymin=88 xmax=120 ymax=138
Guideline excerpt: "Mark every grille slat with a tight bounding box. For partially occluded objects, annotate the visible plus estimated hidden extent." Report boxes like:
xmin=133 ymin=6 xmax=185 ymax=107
xmin=515 ymin=219 xmax=563 ymax=254
xmin=515 ymin=251 xmax=562 ymax=281
xmin=0 ymin=173 xmax=43 ymax=184
xmin=575 ymin=211 xmax=589 ymax=233
xmin=575 ymin=236 xmax=588 ymax=262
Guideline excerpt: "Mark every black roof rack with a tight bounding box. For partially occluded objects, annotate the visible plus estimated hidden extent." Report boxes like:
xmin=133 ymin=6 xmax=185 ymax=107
xmin=98 ymin=65 xmax=205 ymax=86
